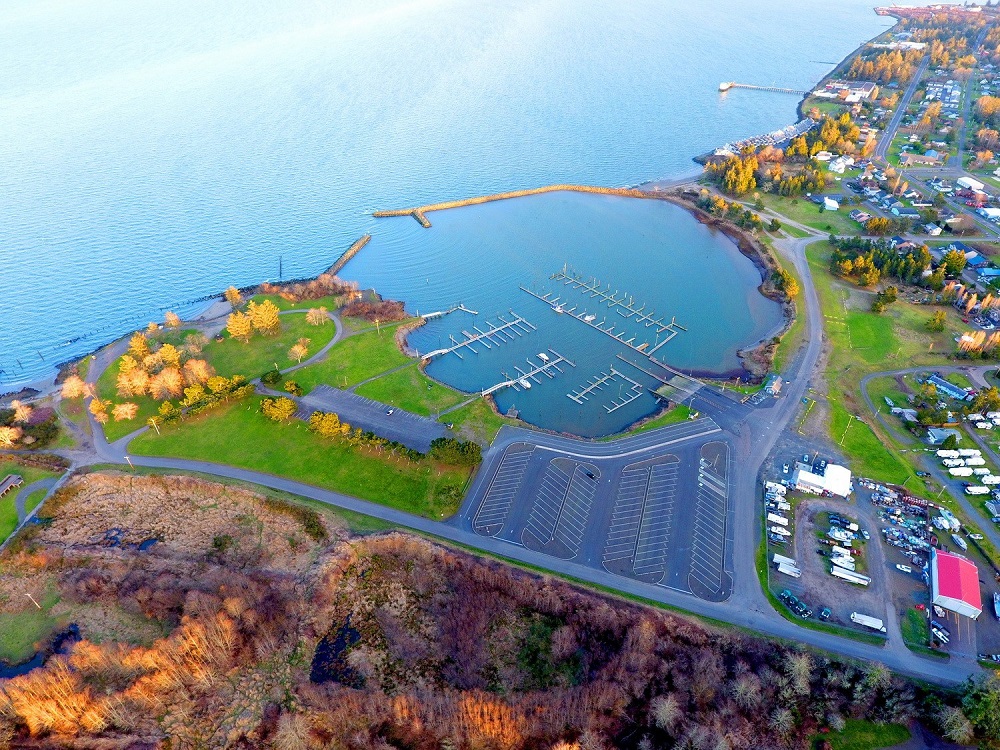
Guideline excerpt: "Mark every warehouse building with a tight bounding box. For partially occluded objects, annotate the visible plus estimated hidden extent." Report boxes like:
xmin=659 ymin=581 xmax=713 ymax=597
xmin=930 ymin=549 xmax=982 ymax=619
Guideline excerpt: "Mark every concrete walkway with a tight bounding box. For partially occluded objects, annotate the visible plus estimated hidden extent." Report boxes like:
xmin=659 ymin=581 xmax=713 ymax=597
xmin=14 ymin=478 xmax=57 ymax=523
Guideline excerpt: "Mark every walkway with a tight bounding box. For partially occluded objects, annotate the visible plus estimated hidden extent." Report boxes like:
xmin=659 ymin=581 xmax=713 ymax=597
xmin=14 ymin=478 xmax=57 ymax=523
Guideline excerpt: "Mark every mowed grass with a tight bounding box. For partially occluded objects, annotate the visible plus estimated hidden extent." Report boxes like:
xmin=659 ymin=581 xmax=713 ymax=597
xmin=95 ymin=358 xmax=163 ymax=443
xmin=812 ymin=720 xmax=910 ymax=750
xmin=443 ymin=398 xmax=521 ymax=445
xmin=200 ymin=311 xmax=336 ymax=379
xmin=0 ymin=587 xmax=62 ymax=665
xmin=758 ymin=193 xmax=862 ymax=236
xmin=0 ymin=461 xmax=62 ymax=544
xmin=129 ymin=396 xmax=471 ymax=519
xmin=292 ymin=322 xmax=415 ymax=392
xmin=249 ymin=293 xmax=343 ymax=312
xmin=612 ymin=405 xmax=692 ymax=439
xmin=355 ymin=365 xmax=468 ymax=416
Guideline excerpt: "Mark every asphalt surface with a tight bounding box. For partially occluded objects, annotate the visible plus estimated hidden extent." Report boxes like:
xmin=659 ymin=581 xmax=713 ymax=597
xmin=298 ymin=385 xmax=447 ymax=453
xmin=874 ymin=54 xmax=930 ymax=161
xmin=454 ymin=419 xmax=734 ymax=601
xmin=54 ymin=230 xmax=982 ymax=687
xmin=13 ymin=478 xmax=57 ymax=523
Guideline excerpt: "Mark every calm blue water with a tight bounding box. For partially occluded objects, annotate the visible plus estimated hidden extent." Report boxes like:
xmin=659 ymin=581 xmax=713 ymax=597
xmin=2 ymin=0 xmax=900 ymax=393
xmin=352 ymin=192 xmax=784 ymax=435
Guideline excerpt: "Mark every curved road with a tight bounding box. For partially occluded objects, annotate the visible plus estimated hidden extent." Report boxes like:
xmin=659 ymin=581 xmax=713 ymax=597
xmin=48 ymin=232 xmax=979 ymax=686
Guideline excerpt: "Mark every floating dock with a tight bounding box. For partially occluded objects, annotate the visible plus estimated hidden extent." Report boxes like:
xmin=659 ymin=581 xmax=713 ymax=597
xmin=419 ymin=312 xmax=535 ymax=361
xmin=482 ymin=350 xmax=575 ymax=396
xmin=566 ymin=366 xmax=645 ymax=413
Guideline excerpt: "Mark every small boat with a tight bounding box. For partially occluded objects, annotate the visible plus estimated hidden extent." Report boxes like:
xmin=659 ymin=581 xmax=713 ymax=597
xmin=952 ymin=533 xmax=968 ymax=551
xmin=553 ymin=304 xmax=564 ymax=314
xmin=538 ymin=353 xmax=549 ymax=362
xmin=994 ymin=592 xmax=1000 ymax=619
xmin=769 ymin=526 xmax=791 ymax=537
xmin=583 ymin=314 xmax=596 ymax=322
xmin=518 ymin=378 xmax=532 ymax=389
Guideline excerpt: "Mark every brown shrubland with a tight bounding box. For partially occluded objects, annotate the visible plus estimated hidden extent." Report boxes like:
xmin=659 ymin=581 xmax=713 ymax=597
xmin=0 ymin=473 xmax=923 ymax=749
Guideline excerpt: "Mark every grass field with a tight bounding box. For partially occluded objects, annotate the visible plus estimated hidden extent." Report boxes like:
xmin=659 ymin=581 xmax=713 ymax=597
xmin=757 ymin=194 xmax=862 ymax=236
xmin=199 ymin=311 xmax=337 ymax=379
xmin=0 ymin=586 xmax=62 ymax=665
xmin=0 ymin=461 xmax=62 ymax=545
xmin=249 ymin=293 xmax=343 ymax=312
xmin=805 ymin=242 xmax=970 ymax=485
xmin=291 ymin=322 xmax=415 ymax=393
xmin=355 ymin=364 xmax=468 ymax=416
xmin=769 ymin=238 xmax=807 ymax=375
xmin=130 ymin=396 xmax=471 ymax=519
xmin=812 ymin=720 xmax=910 ymax=750
xmin=443 ymin=398 xmax=520 ymax=445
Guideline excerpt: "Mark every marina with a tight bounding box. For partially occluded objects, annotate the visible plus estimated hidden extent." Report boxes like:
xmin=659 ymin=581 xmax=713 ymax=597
xmin=567 ymin=367 xmax=646 ymax=413
xmin=419 ymin=312 xmax=536 ymax=360
xmin=481 ymin=350 xmax=575 ymax=396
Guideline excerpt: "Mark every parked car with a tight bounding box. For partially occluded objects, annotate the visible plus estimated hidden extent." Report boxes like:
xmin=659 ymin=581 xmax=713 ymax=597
xmin=896 ymin=564 xmax=912 ymax=573
xmin=819 ymin=607 xmax=832 ymax=621
xmin=916 ymin=471 xmax=930 ymax=477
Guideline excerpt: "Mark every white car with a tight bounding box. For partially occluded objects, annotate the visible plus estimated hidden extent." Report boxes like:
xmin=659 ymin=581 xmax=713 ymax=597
xmin=896 ymin=564 xmax=912 ymax=574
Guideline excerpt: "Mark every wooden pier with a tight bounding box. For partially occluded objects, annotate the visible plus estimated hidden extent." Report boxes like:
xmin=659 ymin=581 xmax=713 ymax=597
xmin=567 ymin=366 xmax=644 ymax=413
xmin=519 ymin=282 xmax=684 ymax=359
xmin=420 ymin=303 xmax=478 ymax=321
xmin=719 ymin=82 xmax=806 ymax=95
xmin=419 ymin=312 xmax=535 ymax=361
xmin=482 ymin=350 xmax=575 ymax=396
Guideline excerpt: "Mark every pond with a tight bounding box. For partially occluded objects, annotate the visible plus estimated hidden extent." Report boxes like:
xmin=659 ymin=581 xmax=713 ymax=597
xmin=345 ymin=191 xmax=784 ymax=436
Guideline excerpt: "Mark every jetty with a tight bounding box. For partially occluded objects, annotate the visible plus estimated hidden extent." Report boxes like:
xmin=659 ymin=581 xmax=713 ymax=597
xmin=373 ymin=184 xmax=653 ymax=227
xmin=419 ymin=312 xmax=535 ymax=360
xmin=718 ymin=82 xmax=807 ymax=95
xmin=420 ymin=304 xmax=478 ymax=320
xmin=327 ymin=234 xmax=371 ymax=276
xmin=566 ymin=366 xmax=645 ymax=413
xmin=482 ymin=350 xmax=575 ymax=396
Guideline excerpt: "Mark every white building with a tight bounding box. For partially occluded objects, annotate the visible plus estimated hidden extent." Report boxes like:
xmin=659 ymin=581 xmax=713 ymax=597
xmin=791 ymin=463 xmax=852 ymax=498
xmin=823 ymin=197 xmax=840 ymax=211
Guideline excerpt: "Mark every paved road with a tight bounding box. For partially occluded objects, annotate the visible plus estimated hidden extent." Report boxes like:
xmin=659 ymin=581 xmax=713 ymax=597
xmin=950 ymin=25 xmax=991 ymax=170
xmin=875 ymin=55 xmax=930 ymax=161
xmin=54 ymin=228 xmax=984 ymax=686
xmin=13 ymin=478 xmax=57 ymax=523
xmin=297 ymin=384 xmax=447 ymax=453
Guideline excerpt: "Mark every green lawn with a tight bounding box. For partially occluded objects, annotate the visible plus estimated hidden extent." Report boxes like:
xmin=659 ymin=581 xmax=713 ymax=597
xmin=355 ymin=364 xmax=468 ymax=416
xmin=443 ymin=398 xmax=521 ymax=445
xmin=0 ymin=461 xmax=62 ymax=544
xmin=812 ymin=720 xmax=910 ymax=750
xmin=130 ymin=396 xmax=471 ymax=519
xmin=200 ymin=311 xmax=337 ymax=379
xmin=291 ymin=322 xmax=415 ymax=392
xmin=0 ymin=587 xmax=62 ymax=664
xmin=95 ymin=358 xmax=164 ymax=443
xmin=770 ymin=240 xmax=806 ymax=375
xmin=757 ymin=194 xmax=863 ymax=236
xmin=249 ymin=293 xmax=343 ymax=312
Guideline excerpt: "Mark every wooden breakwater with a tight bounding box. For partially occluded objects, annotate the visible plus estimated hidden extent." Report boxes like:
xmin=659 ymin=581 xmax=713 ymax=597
xmin=373 ymin=184 xmax=652 ymax=227
xmin=327 ymin=234 xmax=371 ymax=275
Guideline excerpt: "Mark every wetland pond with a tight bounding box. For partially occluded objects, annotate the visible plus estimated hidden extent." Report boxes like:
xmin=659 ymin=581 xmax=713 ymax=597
xmin=344 ymin=191 xmax=784 ymax=437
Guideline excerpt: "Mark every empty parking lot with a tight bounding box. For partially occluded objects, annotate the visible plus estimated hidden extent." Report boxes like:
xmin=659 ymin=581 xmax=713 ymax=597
xmin=455 ymin=420 xmax=735 ymax=601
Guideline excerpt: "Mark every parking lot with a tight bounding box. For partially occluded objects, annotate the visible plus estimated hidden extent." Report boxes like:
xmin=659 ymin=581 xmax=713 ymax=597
xmin=456 ymin=420 xmax=735 ymax=601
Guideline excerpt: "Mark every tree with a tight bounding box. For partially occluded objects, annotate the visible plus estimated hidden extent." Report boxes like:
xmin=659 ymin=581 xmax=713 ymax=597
xmin=183 ymin=358 xmax=213 ymax=385
xmin=306 ymin=307 xmax=328 ymax=326
xmin=941 ymin=433 xmax=959 ymax=450
xmin=937 ymin=705 xmax=973 ymax=744
xmin=971 ymin=387 xmax=1000 ymax=415
xmin=116 ymin=367 xmax=150 ymax=398
xmin=768 ymin=218 xmax=781 ymax=232
xmin=112 ymin=403 xmax=139 ymax=421
xmin=10 ymin=400 xmax=32 ymax=424
xmin=184 ymin=332 xmax=209 ymax=354
xmin=288 ymin=339 xmax=310 ymax=363
xmin=261 ymin=397 xmax=297 ymax=422
xmin=962 ymin=675 xmax=1000 ymax=743
xmin=226 ymin=311 xmax=253 ymax=343
xmin=128 ymin=332 xmax=150 ymax=359
xmin=149 ymin=368 xmax=184 ymax=400
xmin=181 ymin=385 xmax=206 ymax=407
xmin=224 ymin=286 xmax=243 ymax=309
xmin=927 ymin=310 xmax=947 ymax=332
xmin=60 ymin=375 xmax=88 ymax=399
xmin=164 ymin=311 xmax=181 ymax=329
xmin=146 ymin=321 xmax=159 ymax=334
xmin=942 ymin=249 xmax=967 ymax=276
xmin=865 ymin=217 xmax=891 ymax=235
xmin=309 ymin=411 xmax=349 ymax=438
xmin=871 ymin=286 xmax=898 ymax=313
xmin=247 ymin=299 xmax=281 ymax=335
xmin=649 ymin=694 xmax=680 ymax=732
xmin=0 ymin=426 xmax=22 ymax=447
xmin=285 ymin=381 xmax=303 ymax=397
xmin=158 ymin=343 xmax=182 ymax=369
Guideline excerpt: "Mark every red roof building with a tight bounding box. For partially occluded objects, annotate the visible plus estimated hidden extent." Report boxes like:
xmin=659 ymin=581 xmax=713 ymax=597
xmin=931 ymin=549 xmax=982 ymax=619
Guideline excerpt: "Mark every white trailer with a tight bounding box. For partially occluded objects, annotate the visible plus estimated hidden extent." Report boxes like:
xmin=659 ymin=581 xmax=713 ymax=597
xmin=984 ymin=475 xmax=1000 ymax=485
xmin=974 ymin=467 xmax=992 ymax=475
xmin=950 ymin=467 xmax=974 ymax=477
xmin=767 ymin=513 xmax=789 ymax=527
xmin=966 ymin=457 xmax=987 ymax=466
xmin=773 ymin=554 xmax=798 ymax=567
xmin=765 ymin=482 xmax=787 ymax=495
xmin=937 ymin=449 xmax=961 ymax=458
xmin=769 ymin=500 xmax=792 ymax=511
xmin=832 ymin=545 xmax=854 ymax=558
xmin=776 ymin=563 xmax=802 ymax=578
xmin=831 ymin=567 xmax=871 ymax=586
xmin=959 ymin=449 xmax=983 ymax=457
xmin=831 ymin=556 xmax=857 ymax=572
xmin=942 ymin=458 xmax=965 ymax=467
xmin=851 ymin=612 xmax=887 ymax=632
xmin=966 ymin=486 xmax=990 ymax=495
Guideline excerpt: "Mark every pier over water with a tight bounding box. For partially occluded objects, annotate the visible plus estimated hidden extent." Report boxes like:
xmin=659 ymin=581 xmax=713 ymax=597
xmin=718 ymin=81 xmax=807 ymax=95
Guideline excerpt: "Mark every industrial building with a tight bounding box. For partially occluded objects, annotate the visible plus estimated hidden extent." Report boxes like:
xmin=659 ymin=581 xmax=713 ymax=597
xmin=791 ymin=463 xmax=852 ymax=498
xmin=930 ymin=549 xmax=982 ymax=619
